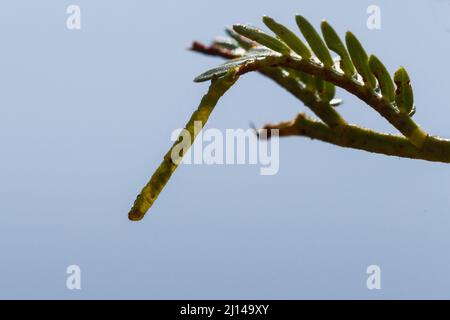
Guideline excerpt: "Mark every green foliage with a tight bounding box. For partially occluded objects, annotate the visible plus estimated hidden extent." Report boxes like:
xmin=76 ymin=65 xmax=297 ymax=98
xmin=262 ymin=15 xmax=311 ymax=59
xmin=369 ymin=55 xmax=395 ymax=102
xmin=232 ymin=24 xmax=291 ymax=55
xmin=320 ymin=20 xmax=355 ymax=77
xmin=225 ymin=28 xmax=255 ymax=50
xmin=129 ymin=14 xmax=432 ymax=221
xmin=295 ymin=15 xmax=334 ymax=68
xmin=345 ymin=31 xmax=377 ymax=89
xmin=198 ymin=15 xmax=408 ymax=107
xmin=194 ymin=48 xmax=275 ymax=83
xmin=212 ymin=37 xmax=239 ymax=50
xmin=394 ymin=67 xmax=414 ymax=115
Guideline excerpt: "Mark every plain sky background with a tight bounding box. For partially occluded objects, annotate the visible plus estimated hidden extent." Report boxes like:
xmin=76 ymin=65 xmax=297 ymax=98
xmin=1 ymin=0 xmax=450 ymax=299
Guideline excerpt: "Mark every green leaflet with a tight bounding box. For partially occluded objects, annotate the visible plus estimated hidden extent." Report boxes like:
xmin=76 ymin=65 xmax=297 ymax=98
xmin=262 ymin=15 xmax=311 ymax=59
xmin=345 ymin=32 xmax=377 ymax=89
xmin=295 ymin=15 xmax=334 ymax=68
xmin=285 ymin=68 xmax=314 ymax=90
xmin=225 ymin=28 xmax=255 ymax=50
xmin=194 ymin=49 xmax=277 ymax=83
xmin=394 ymin=67 xmax=414 ymax=115
xmin=233 ymin=24 xmax=291 ymax=55
xmin=369 ymin=55 xmax=395 ymax=102
xmin=315 ymin=77 xmax=335 ymax=102
xmin=320 ymin=20 xmax=355 ymax=77
xmin=321 ymin=81 xmax=336 ymax=102
xmin=287 ymin=68 xmax=335 ymax=101
xmin=129 ymin=71 xmax=239 ymax=221
xmin=314 ymin=77 xmax=324 ymax=94
xmin=212 ymin=37 xmax=240 ymax=50
xmin=297 ymin=70 xmax=316 ymax=91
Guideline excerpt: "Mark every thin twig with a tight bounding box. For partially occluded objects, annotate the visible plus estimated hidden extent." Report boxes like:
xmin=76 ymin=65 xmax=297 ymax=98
xmin=128 ymin=71 xmax=239 ymax=221
xmin=262 ymin=113 xmax=450 ymax=163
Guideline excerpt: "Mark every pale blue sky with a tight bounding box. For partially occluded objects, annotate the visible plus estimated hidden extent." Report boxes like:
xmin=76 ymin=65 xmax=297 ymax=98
xmin=1 ymin=0 xmax=450 ymax=299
